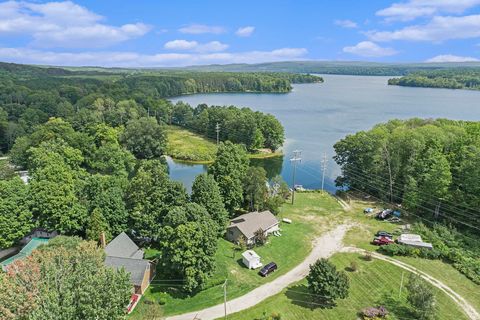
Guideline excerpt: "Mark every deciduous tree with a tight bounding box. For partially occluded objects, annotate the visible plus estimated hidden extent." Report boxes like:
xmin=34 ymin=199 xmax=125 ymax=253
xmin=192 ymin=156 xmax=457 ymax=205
xmin=306 ymin=258 xmax=349 ymax=306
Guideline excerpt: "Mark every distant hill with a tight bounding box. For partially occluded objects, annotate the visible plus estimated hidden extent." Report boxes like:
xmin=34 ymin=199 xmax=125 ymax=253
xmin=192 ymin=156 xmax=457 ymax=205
xmin=178 ymin=61 xmax=480 ymax=76
xmin=3 ymin=60 xmax=480 ymax=78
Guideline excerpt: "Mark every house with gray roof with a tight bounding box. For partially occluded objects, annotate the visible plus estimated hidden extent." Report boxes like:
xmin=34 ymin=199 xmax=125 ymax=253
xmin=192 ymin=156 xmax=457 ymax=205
xmin=226 ymin=211 xmax=280 ymax=245
xmin=104 ymin=232 xmax=156 ymax=294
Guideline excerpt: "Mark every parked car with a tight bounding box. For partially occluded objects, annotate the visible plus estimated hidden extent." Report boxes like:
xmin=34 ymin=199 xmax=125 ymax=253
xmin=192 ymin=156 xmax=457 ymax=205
xmin=375 ymin=231 xmax=393 ymax=238
xmin=259 ymin=262 xmax=277 ymax=277
xmin=372 ymin=236 xmax=394 ymax=246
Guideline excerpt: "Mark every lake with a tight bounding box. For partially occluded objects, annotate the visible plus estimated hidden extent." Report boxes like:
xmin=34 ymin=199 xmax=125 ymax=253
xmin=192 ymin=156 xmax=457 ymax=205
xmin=169 ymin=74 xmax=480 ymax=192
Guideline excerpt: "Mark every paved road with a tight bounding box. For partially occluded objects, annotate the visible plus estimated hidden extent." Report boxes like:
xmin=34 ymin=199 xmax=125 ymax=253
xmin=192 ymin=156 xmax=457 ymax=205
xmin=166 ymin=224 xmax=351 ymax=320
xmin=342 ymin=247 xmax=480 ymax=320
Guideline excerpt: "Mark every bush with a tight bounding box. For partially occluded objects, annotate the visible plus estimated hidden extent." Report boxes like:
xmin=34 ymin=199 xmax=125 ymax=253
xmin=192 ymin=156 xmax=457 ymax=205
xmin=364 ymin=252 xmax=373 ymax=261
xmin=349 ymin=261 xmax=359 ymax=272
xmin=361 ymin=306 xmax=389 ymax=319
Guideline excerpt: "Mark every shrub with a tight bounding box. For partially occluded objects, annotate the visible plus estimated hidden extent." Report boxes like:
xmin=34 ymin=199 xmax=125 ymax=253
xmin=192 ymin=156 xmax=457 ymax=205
xmin=349 ymin=261 xmax=359 ymax=272
xmin=361 ymin=306 xmax=389 ymax=319
xmin=364 ymin=252 xmax=373 ymax=261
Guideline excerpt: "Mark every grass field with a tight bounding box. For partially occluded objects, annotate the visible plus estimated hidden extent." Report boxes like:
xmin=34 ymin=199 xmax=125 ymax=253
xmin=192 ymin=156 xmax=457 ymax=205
xmin=129 ymin=192 xmax=345 ymax=318
xmin=165 ymin=125 xmax=283 ymax=163
xmin=165 ymin=125 xmax=218 ymax=163
xmin=225 ymin=252 xmax=470 ymax=320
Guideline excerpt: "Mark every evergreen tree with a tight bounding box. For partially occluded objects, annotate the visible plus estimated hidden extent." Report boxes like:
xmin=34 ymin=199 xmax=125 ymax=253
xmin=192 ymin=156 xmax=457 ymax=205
xmin=209 ymin=141 xmax=249 ymax=213
xmin=406 ymin=274 xmax=437 ymax=320
xmin=191 ymin=173 xmax=228 ymax=235
xmin=86 ymin=208 xmax=111 ymax=242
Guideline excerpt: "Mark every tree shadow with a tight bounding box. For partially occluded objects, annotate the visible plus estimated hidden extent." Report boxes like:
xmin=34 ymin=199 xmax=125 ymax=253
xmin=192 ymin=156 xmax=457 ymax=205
xmin=149 ymin=283 xmax=189 ymax=299
xmin=377 ymin=292 xmax=415 ymax=319
xmin=285 ymin=284 xmax=335 ymax=310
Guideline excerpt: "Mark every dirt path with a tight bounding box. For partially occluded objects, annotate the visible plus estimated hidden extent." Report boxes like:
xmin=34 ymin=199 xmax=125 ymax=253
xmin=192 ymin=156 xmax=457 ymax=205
xmin=165 ymin=224 xmax=351 ymax=320
xmin=341 ymin=247 xmax=480 ymax=320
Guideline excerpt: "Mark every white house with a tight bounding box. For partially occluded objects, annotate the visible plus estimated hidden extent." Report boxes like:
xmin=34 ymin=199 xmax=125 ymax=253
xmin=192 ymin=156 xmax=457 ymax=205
xmin=226 ymin=210 xmax=280 ymax=245
xmin=242 ymin=250 xmax=262 ymax=269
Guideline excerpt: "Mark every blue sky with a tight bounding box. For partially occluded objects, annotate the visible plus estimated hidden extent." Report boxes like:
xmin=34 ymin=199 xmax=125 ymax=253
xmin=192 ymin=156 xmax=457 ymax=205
xmin=1 ymin=0 xmax=480 ymax=67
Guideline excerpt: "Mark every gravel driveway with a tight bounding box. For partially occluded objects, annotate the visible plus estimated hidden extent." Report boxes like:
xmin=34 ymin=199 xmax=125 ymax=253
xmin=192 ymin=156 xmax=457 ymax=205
xmin=165 ymin=224 xmax=351 ymax=320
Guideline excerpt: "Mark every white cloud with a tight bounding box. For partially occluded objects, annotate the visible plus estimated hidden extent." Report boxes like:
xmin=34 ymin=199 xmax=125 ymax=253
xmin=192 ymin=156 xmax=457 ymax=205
xmin=164 ymin=40 xmax=228 ymax=53
xmin=425 ymin=54 xmax=479 ymax=62
xmin=235 ymin=26 xmax=255 ymax=37
xmin=0 ymin=47 xmax=307 ymax=67
xmin=178 ymin=24 xmax=226 ymax=34
xmin=164 ymin=40 xmax=198 ymax=50
xmin=196 ymin=41 xmax=229 ymax=53
xmin=376 ymin=0 xmax=480 ymax=21
xmin=334 ymin=20 xmax=358 ymax=28
xmin=0 ymin=0 xmax=150 ymax=48
xmin=367 ymin=15 xmax=480 ymax=42
xmin=343 ymin=41 xmax=398 ymax=57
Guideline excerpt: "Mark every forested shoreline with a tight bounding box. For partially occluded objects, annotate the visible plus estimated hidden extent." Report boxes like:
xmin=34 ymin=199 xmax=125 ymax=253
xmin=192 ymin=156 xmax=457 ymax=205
xmin=388 ymin=69 xmax=480 ymax=90
xmin=334 ymin=118 xmax=480 ymax=230
xmin=0 ymin=62 xmax=318 ymax=155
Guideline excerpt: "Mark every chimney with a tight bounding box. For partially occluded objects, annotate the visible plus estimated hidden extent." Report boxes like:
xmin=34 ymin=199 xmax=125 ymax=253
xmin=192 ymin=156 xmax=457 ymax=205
xmin=100 ymin=232 xmax=106 ymax=248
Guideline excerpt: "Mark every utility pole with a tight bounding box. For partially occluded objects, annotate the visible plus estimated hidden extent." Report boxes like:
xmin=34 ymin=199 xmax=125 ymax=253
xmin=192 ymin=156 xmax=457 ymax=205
xmin=321 ymin=152 xmax=328 ymax=191
xmin=216 ymin=123 xmax=221 ymax=145
xmin=399 ymin=271 xmax=405 ymax=298
xmin=222 ymin=279 xmax=228 ymax=319
xmin=290 ymin=150 xmax=302 ymax=205
xmin=434 ymin=201 xmax=441 ymax=220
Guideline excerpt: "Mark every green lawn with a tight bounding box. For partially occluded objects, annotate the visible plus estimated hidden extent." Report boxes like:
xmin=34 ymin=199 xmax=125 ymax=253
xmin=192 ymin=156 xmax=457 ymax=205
xmin=129 ymin=192 xmax=345 ymax=319
xmin=165 ymin=125 xmax=218 ymax=163
xmin=165 ymin=125 xmax=283 ymax=163
xmin=224 ymin=252 xmax=470 ymax=320
xmin=394 ymin=256 xmax=480 ymax=312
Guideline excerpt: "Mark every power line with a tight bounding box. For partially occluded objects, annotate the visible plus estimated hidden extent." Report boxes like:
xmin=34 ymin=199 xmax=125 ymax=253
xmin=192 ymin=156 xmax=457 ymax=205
xmin=344 ymin=170 xmax=480 ymax=231
xmin=341 ymin=166 xmax=480 ymax=219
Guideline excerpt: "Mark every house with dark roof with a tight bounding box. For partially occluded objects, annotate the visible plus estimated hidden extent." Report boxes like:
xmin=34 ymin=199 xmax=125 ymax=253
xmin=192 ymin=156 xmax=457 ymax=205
xmin=104 ymin=232 xmax=156 ymax=294
xmin=226 ymin=210 xmax=280 ymax=245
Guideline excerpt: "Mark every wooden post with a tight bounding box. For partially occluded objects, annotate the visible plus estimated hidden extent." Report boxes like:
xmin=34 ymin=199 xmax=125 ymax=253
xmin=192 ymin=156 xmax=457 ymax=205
xmin=100 ymin=232 xmax=106 ymax=248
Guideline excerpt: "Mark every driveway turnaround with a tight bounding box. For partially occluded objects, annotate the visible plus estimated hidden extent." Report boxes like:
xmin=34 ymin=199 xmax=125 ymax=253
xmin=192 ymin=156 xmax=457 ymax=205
xmin=166 ymin=224 xmax=351 ymax=320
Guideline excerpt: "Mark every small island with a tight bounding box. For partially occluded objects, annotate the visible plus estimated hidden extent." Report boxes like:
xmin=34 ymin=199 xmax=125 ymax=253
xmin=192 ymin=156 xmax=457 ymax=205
xmin=388 ymin=69 xmax=480 ymax=90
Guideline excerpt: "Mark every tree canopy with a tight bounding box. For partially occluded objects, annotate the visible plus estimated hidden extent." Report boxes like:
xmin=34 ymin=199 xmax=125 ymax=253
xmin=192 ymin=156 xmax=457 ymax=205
xmin=0 ymin=236 xmax=132 ymax=320
xmin=334 ymin=118 xmax=480 ymax=231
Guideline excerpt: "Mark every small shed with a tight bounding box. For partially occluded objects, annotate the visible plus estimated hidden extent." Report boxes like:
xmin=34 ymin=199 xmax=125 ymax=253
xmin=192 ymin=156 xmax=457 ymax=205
xmin=242 ymin=250 xmax=262 ymax=269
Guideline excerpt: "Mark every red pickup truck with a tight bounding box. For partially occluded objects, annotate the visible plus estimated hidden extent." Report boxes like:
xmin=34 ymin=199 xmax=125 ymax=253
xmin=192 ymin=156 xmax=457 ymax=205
xmin=372 ymin=236 xmax=394 ymax=246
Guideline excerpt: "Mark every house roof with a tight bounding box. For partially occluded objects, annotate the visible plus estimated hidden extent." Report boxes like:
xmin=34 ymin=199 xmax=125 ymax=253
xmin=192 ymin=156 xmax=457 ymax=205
xmin=105 ymin=232 xmax=144 ymax=260
xmin=1 ymin=238 xmax=50 ymax=271
xmin=105 ymin=256 xmax=149 ymax=286
xmin=228 ymin=210 xmax=279 ymax=239
xmin=242 ymin=250 xmax=260 ymax=261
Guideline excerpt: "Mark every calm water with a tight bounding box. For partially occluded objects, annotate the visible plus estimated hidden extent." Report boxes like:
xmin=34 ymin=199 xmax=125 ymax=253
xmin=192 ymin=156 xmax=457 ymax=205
xmin=169 ymin=74 xmax=480 ymax=192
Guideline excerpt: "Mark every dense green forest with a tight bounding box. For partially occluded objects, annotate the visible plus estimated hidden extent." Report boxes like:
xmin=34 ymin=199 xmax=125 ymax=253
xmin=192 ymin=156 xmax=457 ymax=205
xmin=0 ymin=62 xmax=318 ymax=155
xmin=334 ymin=118 xmax=480 ymax=230
xmin=388 ymin=69 xmax=480 ymax=90
xmin=182 ymin=61 xmax=480 ymax=76
xmin=170 ymin=102 xmax=284 ymax=151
